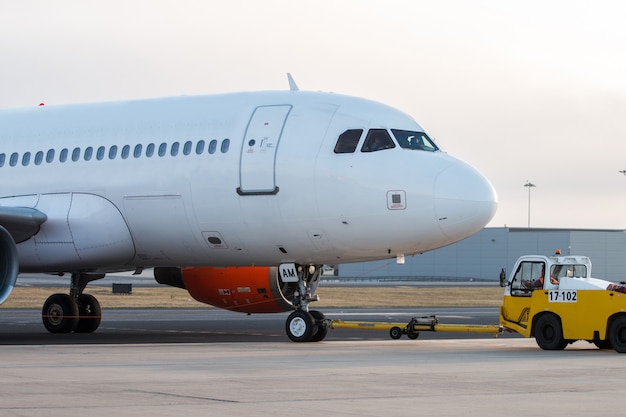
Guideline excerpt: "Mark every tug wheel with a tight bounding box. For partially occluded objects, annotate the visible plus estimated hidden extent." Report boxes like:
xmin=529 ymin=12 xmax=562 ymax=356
xmin=534 ymin=314 xmax=567 ymax=350
xmin=609 ymin=315 xmax=626 ymax=353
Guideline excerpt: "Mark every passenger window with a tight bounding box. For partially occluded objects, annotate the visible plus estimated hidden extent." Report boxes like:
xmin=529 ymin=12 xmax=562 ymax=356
xmin=46 ymin=149 xmax=55 ymax=163
xmin=208 ymin=140 xmax=217 ymax=154
xmin=158 ymin=143 xmax=167 ymax=157
xmin=361 ymin=129 xmax=395 ymax=152
xmin=0 ymin=153 xmax=5 ymax=167
xmin=133 ymin=144 xmax=142 ymax=158
xmin=196 ymin=140 xmax=205 ymax=154
xmin=221 ymin=139 xmax=230 ymax=153
xmin=183 ymin=141 xmax=192 ymax=155
xmin=22 ymin=152 xmax=31 ymax=166
xmin=121 ymin=145 xmax=130 ymax=159
xmin=334 ymin=129 xmax=363 ymax=153
xmin=72 ymin=147 xmax=81 ymax=162
xmin=96 ymin=146 xmax=105 ymax=160
xmin=10 ymin=152 xmax=18 ymax=167
xmin=35 ymin=151 xmax=44 ymax=165
xmin=511 ymin=261 xmax=546 ymax=296
xmin=171 ymin=142 xmax=180 ymax=156
xmin=146 ymin=143 xmax=155 ymax=157
xmin=391 ymin=129 xmax=439 ymax=152
xmin=60 ymin=149 xmax=68 ymax=163
xmin=84 ymin=147 xmax=93 ymax=161
xmin=108 ymin=146 xmax=117 ymax=160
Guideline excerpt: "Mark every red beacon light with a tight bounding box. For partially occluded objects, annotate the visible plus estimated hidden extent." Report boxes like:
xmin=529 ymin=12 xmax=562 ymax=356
xmin=555 ymin=249 xmax=561 ymax=255
xmin=38 ymin=103 xmax=45 ymax=107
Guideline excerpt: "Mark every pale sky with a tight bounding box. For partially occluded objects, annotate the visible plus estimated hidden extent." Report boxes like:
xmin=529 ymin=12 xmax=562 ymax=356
xmin=1 ymin=1 xmax=625 ymax=229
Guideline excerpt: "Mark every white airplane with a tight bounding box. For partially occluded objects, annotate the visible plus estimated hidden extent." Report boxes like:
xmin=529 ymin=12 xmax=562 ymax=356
xmin=0 ymin=76 xmax=497 ymax=341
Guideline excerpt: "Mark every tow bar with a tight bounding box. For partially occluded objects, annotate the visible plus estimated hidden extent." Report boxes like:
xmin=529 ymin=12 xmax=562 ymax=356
xmin=327 ymin=315 xmax=502 ymax=340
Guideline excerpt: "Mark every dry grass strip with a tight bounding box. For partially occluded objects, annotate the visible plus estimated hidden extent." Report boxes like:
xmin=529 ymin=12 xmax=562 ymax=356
xmin=1 ymin=286 xmax=504 ymax=309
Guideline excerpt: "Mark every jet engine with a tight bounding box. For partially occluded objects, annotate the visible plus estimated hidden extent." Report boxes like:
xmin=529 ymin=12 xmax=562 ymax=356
xmin=0 ymin=226 xmax=19 ymax=304
xmin=154 ymin=266 xmax=298 ymax=313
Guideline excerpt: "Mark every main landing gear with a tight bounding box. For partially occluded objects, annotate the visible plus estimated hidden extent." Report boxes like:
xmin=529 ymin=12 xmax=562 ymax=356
xmin=284 ymin=264 xmax=329 ymax=342
xmin=41 ymin=272 xmax=104 ymax=333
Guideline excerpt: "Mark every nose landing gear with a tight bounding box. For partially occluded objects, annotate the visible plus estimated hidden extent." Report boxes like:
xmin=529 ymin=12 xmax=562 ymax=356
xmin=284 ymin=264 xmax=328 ymax=342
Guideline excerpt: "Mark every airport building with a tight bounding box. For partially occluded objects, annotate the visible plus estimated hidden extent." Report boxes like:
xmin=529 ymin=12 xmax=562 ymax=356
xmin=334 ymin=228 xmax=626 ymax=282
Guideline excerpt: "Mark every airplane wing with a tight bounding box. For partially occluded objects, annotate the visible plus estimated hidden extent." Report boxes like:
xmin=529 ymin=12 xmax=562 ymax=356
xmin=0 ymin=206 xmax=47 ymax=243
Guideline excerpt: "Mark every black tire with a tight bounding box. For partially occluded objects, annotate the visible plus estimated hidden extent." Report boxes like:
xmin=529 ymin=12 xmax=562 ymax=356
xmin=593 ymin=339 xmax=613 ymax=350
xmin=407 ymin=331 xmax=420 ymax=340
xmin=74 ymin=294 xmax=102 ymax=333
xmin=42 ymin=294 xmax=79 ymax=333
xmin=309 ymin=310 xmax=329 ymax=342
xmin=534 ymin=314 xmax=567 ymax=350
xmin=389 ymin=326 xmax=403 ymax=339
xmin=609 ymin=316 xmax=626 ymax=353
xmin=285 ymin=311 xmax=317 ymax=342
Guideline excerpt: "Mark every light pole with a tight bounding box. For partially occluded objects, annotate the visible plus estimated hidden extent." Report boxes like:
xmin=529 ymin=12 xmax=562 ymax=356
xmin=619 ymin=169 xmax=626 ymax=230
xmin=524 ymin=181 xmax=536 ymax=228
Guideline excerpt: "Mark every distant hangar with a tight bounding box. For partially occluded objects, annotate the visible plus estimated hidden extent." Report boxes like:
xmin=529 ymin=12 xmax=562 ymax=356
xmin=334 ymin=228 xmax=626 ymax=282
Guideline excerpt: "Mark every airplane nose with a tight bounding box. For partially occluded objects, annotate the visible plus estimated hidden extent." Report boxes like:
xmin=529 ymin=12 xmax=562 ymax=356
xmin=434 ymin=161 xmax=497 ymax=240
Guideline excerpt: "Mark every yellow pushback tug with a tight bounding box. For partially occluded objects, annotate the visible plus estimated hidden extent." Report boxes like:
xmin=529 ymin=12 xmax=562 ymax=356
xmin=499 ymin=250 xmax=626 ymax=352
xmin=327 ymin=250 xmax=626 ymax=353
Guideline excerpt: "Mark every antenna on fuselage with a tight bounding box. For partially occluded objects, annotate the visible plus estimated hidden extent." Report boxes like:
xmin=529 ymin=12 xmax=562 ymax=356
xmin=287 ymin=73 xmax=299 ymax=91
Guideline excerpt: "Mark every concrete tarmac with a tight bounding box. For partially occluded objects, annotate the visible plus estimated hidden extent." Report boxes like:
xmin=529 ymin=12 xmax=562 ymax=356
xmin=1 ymin=338 xmax=624 ymax=417
xmin=1 ymin=309 xmax=625 ymax=416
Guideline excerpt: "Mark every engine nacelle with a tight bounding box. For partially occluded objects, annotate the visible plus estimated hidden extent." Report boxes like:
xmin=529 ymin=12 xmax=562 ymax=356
xmin=0 ymin=226 xmax=19 ymax=304
xmin=154 ymin=266 xmax=298 ymax=313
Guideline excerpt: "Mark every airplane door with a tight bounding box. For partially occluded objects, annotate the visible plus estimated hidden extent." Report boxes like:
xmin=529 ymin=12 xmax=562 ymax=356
xmin=238 ymin=105 xmax=292 ymax=195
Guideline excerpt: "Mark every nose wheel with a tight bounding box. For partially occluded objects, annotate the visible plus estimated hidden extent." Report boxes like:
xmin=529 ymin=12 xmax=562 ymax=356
xmin=285 ymin=310 xmax=328 ymax=342
xmin=286 ymin=311 xmax=317 ymax=342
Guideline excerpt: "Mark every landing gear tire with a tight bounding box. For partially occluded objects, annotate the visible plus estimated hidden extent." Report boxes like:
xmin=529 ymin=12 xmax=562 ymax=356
xmin=74 ymin=294 xmax=102 ymax=333
xmin=309 ymin=310 xmax=328 ymax=342
xmin=609 ymin=316 xmax=626 ymax=353
xmin=534 ymin=314 xmax=567 ymax=350
xmin=42 ymin=294 xmax=79 ymax=333
xmin=286 ymin=310 xmax=318 ymax=342
xmin=390 ymin=327 xmax=403 ymax=340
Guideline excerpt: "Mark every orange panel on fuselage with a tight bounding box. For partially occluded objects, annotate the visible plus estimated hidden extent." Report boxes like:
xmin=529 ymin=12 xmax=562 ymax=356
xmin=182 ymin=266 xmax=294 ymax=313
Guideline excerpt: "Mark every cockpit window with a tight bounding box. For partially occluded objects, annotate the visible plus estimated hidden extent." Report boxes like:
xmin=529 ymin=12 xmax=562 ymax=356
xmin=334 ymin=129 xmax=363 ymax=154
xmin=391 ymin=130 xmax=439 ymax=152
xmin=361 ymin=129 xmax=395 ymax=152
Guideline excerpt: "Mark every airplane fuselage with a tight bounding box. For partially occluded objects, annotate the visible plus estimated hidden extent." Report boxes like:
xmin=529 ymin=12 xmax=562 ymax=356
xmin=0 ymin=90 xmax=497 ymax=274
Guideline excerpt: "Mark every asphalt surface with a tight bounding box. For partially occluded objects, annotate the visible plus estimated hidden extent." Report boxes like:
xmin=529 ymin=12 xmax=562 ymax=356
xmin=0 ymin=307 xmax=513 ymax=344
